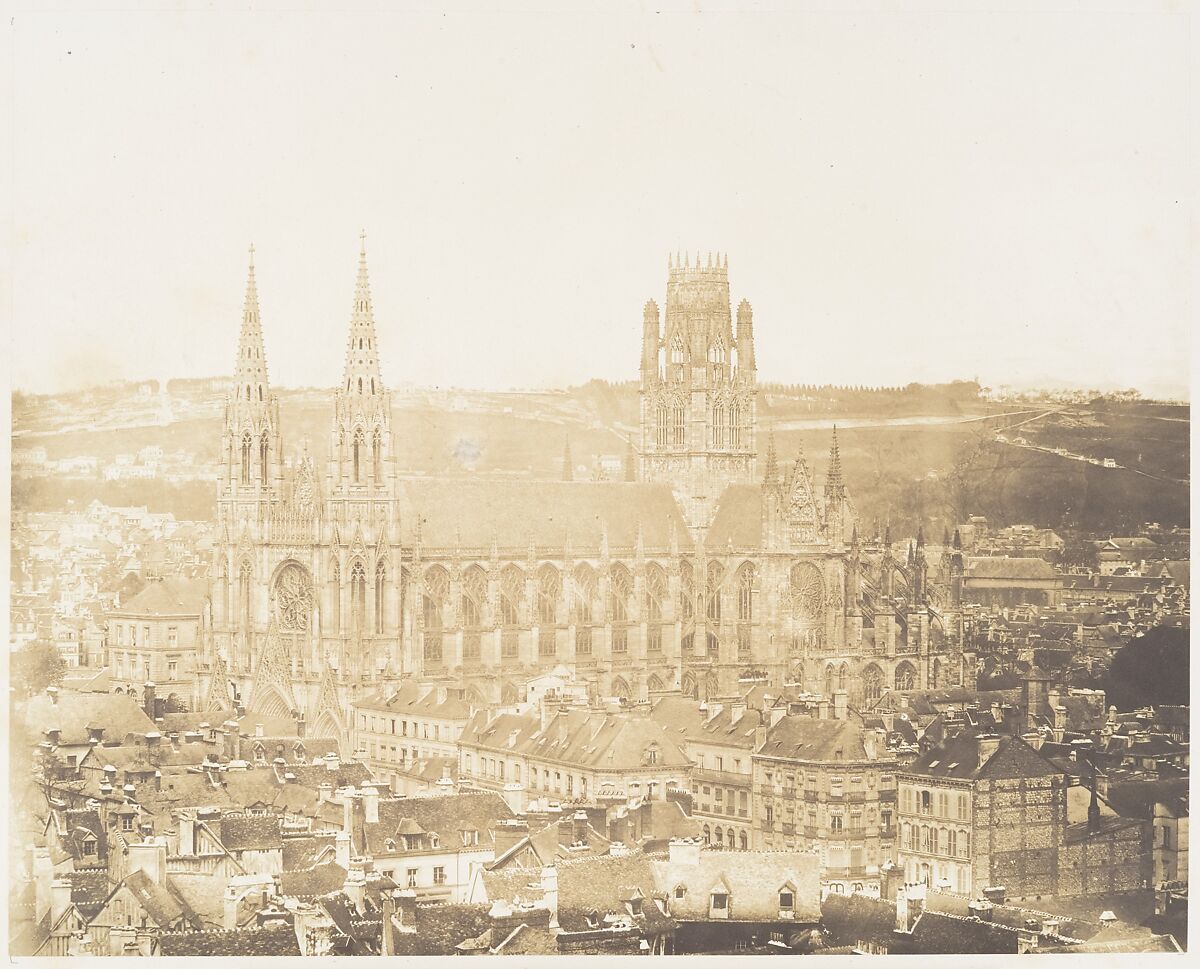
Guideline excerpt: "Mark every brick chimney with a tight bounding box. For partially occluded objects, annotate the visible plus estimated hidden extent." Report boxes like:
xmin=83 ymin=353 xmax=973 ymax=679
xmin=394 ymin=889 xmax=419 ymax=931
xmin=833 ymin=690 xmax=848 ymax=721
xmin=142 ymin=682 xmax=157 ymax=720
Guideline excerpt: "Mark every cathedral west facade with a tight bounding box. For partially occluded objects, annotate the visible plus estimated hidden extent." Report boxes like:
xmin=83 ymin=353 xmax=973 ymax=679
xmin=197 ymin=244 xmax=972 ymax=744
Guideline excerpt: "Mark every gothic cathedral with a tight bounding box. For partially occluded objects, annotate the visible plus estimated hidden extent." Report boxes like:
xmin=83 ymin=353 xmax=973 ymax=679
xmin=198 ymin=244 xmax=971 ymax=745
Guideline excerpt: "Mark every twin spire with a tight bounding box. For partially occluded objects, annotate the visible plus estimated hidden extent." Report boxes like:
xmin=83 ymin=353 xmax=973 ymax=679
xmin=233 ymin=235 xmax=386 ymax=403
xmin=342 ymin=230 xmax=385 ymax=398
xmin=233 ymin=243 xmax=269 ymax=405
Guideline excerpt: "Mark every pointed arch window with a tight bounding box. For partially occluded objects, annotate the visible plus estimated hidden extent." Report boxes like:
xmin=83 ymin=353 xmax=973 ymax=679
xmin=706 ymin=562 xmax=724 ymax=623
xmin=462 ymin=566 xmax=486 ymax=662
xmin=350 ymin=561 xmax=367 ymax=633
xmin=645 ymin=564 xmax=666 ymax=654
xmin=729 ymin=401 xmax=741 ymax=448
xmin=680 ymin=561 xmax=695 ymax=622
xmin=358 ymin=377 xmax=363 ymax=395
xmin=374 ymin=561 xmax=387 ymax=634
xmin=258 ymin=386 xmax=263 ymax=401
xmin=655 ymin=403 xmax=668 ymax=448
xmin=733 ymin=564 xmax=752 ymax=621
xmin=422 ymin=567 xmax=448 ymax=664
xmin=537 ymin=565 xmax=559 ymax=657
xmin=672 ymin=401 xmax=685 ymax=447
xmin=500 ymin=566 xmax=523 ymax=660
xmin=670 ymin=335 xmax=685 ymax=383
xmin=240 ymin=433 xmax=253 ymax=485
xmin=610 ymin=565 xmax=632 ymax=653
xmin=573 ymin=565 xmax=597 ymax=656
xmin=712 ymin=403 xmax=725 ymax=448
xmin=329 ymin=561 xmax=342 ymax=632
xmin=238 ymin=560 xmax=253 ymax=634
xmin=372 ymin=427 xmax=383 ymax=480
xmin=352 ymin=428 xmax=366 ymax=483
xmin=259 ymin=432 xmax=270 ymax=486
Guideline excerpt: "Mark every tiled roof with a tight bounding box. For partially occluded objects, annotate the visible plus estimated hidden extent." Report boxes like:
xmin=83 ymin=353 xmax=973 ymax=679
xmin=278 ymin=861 xmax=347 ymax=898
xmin=396 ymin=478 xmax=693 ymax=551
xmin=158 ymin=925 xmax=301 ymax=956
xmin=66 ymin=869 xmax=111 ymax=920
xmin=110 ymin=577 xmax=210 ymax=617
xmin=966 ymin=557 xmax=1058 ymax=581
xmin=217 ymin=815 xmax=282 ymax=853
xmin=288 ymin=762 xmax=372 ymax=788
xmin=281 ymin=833 xmax=337 ymax=871
xmin=820 ymin=891 xmax=896 ymax=948
xmin=650 ymin=850 xmax=822 ymax=922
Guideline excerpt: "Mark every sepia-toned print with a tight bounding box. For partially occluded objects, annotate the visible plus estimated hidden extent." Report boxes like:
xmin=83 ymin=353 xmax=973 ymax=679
xmin=8 ymin=3 xmax=1189 ymax=960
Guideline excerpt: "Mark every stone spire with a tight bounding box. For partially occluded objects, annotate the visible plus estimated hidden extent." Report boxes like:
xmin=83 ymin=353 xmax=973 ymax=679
xmin=624 ymin=437 xmax=637 ymax=482
xmin=735 ymin=299 xmax=756 ymax=372
xmin=341 ymin=231 xmax=384 ymax=397
xmin=826 ymin=426 xmax=844 ymax=494
xmin=234 ymin=244 xmax=269 ymax=405
xmin=562 ymin=437 xmax=573 ymax=482
xmin=763 ymin=425 xmax=779 ymax=490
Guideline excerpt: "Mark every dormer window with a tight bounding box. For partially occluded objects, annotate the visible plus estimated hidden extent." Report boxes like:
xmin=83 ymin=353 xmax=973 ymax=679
xmin=674 ymin=885 xmax=686 ymax=900
xmin=82 ymin=838 xmax=97 ymax=856
xmin=384 ymin=838 xmax=397 ymax=852
xmin=430 ymin=834 xmax=440 ymax=849
xmin=709 ymin=891 xmax=729 ymax=918
xmin=585 ymin=910 xmax=601 ymax=930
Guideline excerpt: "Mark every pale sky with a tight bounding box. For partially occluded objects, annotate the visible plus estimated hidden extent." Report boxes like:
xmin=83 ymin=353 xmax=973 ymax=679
xmin=9 ymin=2 xmax=1192 ymax=398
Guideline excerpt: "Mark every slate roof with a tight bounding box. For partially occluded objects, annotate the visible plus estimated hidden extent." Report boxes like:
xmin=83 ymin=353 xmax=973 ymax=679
xmin=649 ymin=694 xmax=765 ymax=750
xmin=54 ymin=822 xmax=101 ymax=869
xmin=158 ymin=925 xmax=302 ymax=956
xmin=363 ymin=791 xmax=513 ymax=856
xmin=757 ymin=717 xmax=883 ymax=763
xmin=461 ymin=708 xmax=692 ymax=772
xmin=1105 ymin=778 xmax=1190 ymax=819
xmin=396 ymin=478 xmax=694 ymax=551
xmin=24 ymin=691 xmax=156 ymax=747
xmin=354 ymin=682 xmax=474 ymax=719
xmin=650 ymin=850 xmax=822 ymax=922
xmin=705 ymin=485 xmax=764 ymax=548
xmin=966 ymin=557 xmax=1058 ymax=581
xmin=905 ymin=730 xmax=1064 ymax=781
xmin=110 ymin=577 xmax=210 ymax=617
xmin=111 ymin=868 xmax=203 ymax=930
